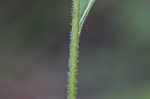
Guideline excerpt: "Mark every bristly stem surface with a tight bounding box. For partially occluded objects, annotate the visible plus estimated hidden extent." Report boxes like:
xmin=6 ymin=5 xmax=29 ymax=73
xmin=67 ymin=0 xmax=80 ymax=99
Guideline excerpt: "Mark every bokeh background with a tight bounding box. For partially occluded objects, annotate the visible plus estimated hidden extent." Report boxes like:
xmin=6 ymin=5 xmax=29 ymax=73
xmin=1 ymin=0 xmax=150 ymax=99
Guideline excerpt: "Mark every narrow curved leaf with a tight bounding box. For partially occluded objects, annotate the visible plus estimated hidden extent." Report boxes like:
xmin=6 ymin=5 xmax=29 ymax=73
xmin=79 ymin=0 xmax=96 ymax=33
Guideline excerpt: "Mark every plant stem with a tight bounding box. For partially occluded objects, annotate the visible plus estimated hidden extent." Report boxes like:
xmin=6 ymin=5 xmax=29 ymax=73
xmin=67 ymin=0 xmax=80 ymax=99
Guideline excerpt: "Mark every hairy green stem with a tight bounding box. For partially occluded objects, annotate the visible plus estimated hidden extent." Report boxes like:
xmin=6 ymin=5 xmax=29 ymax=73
xmin=67 ymin=0 xmax=96 ymax=99
xmin=67 ymin=0 xmax=80 ymax=99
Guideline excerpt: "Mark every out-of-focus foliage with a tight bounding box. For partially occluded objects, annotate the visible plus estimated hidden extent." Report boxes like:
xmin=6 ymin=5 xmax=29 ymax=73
xmin=112 ymin=0 xmax=150 ymax=47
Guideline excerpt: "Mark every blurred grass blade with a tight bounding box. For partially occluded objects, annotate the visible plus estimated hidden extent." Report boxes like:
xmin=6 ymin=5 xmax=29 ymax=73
xmin=79 ymin=0 xmax=96 ymax=33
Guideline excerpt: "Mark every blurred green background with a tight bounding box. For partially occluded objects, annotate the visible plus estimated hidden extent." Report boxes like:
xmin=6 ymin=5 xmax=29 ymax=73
xmin=1 ymin=0 xmax=150 ymax=99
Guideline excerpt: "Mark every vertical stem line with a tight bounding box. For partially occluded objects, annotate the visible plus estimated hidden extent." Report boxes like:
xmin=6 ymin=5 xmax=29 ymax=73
xmin=67 ymin=0 xmax=80 ymax=99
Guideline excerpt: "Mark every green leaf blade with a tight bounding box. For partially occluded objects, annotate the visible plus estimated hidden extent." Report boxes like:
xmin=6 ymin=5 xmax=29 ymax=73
xmin=79 ymin=0 xmax=96 ymax=33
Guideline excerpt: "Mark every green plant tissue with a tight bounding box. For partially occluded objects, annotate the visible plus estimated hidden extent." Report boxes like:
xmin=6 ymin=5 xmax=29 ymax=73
xmin=80 ymin=0 xmax=95 ymax=32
